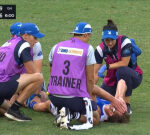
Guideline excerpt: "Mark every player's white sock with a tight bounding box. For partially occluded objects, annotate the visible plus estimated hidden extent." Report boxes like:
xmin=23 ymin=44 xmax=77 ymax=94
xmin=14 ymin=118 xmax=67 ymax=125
xmin=84 ymin=97 xmax=93 ymax=125
xmin=70 ymin=112 xmax=81 ymax=120
xmin=50 ymin=103 xmax=57 ymax=116
xmin=69 ymin=98 xmax=93 ymax=130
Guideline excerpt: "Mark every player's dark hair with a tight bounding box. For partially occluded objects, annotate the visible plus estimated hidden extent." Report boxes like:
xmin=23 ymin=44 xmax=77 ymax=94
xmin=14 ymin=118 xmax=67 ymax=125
xmin=107 ymin=112 xmax=130 ymax=123
xmin=74 ymin=34 xmax=83 ymax=37
xmin=103 ymin=19 xmax=118 ymax=31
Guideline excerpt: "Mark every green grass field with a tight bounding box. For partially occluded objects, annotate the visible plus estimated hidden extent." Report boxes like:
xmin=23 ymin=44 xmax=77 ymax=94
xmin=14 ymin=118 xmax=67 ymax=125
xmin=0 ymin=0 xmax=150 ymax=135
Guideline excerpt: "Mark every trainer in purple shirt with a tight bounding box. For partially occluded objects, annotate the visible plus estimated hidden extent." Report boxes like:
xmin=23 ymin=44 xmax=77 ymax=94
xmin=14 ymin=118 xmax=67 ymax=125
xmin=48 ymin=22 xmax=98 ymax=129
xmin=0 ymin=22 xmax=44 ymax=122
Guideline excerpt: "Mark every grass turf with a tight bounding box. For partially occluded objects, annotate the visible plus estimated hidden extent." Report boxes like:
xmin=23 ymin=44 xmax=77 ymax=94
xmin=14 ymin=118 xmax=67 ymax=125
xmin=0 ymin=0 xmax=150 ymax=135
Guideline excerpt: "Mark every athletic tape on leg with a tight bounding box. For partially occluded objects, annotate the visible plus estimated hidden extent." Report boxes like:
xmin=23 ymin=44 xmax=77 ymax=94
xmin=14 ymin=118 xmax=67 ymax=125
xmin=50 ymin=103 xmax=57 ymax=116
xmin=69 ymin=98 xmax=93 ymax=130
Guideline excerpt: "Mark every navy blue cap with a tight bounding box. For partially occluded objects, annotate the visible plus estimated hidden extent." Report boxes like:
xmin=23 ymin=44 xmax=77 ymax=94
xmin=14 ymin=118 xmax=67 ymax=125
xmin=102 ymin=30 xmax=118 ymax=40
xmin=20 ymin=23 xmax=45 ymax=38
xmin=70 ymin=22 xmax=92 ymax=34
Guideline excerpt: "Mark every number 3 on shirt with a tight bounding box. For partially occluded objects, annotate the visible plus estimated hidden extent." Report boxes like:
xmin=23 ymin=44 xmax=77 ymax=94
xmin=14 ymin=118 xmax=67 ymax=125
xmin=63 ymin=60 xmax=70 ymax=75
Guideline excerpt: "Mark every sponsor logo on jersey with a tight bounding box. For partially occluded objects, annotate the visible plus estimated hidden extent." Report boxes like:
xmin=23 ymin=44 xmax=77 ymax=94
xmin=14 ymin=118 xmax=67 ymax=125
xmin=57 ymin=47 xmax=83 ymax=56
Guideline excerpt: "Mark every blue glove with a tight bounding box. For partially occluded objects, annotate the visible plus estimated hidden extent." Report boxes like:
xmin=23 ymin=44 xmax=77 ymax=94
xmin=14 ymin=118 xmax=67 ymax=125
xmin=98 ymin=65 xmax=107 ymax=78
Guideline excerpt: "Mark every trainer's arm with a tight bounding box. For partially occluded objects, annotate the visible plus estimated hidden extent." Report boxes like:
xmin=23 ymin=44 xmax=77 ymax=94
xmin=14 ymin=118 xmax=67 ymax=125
xmin=32 ymin=42 xmax=43 ymax=73
xmin=49 ymin=62 xmax=52 ymax=74
xmin=24 ymin=61 xmax=36 ymax=73
xmin=94 ymin=64 xmax=102 ymax=84
xmin=33 ymin=59 xmax=42 ymax=73
xmin=109 ymin=42 xmax=132 ymax=69
xmin=94 ymin=48 xmax=103 ymax=84
xmin=19 ymin=42 xmax=36 ymax=73
xmin=48 ymin=45 xmax=56 ymax=75
xmin=92 ymin=85 xmax=115 ymax=102
xmin=86 ymin=45 xmax=96 ymax=98
xmin=93 ymin=85 xmax=126 ymax=113
xmin=86 ymin=64 xmax=94 ymax=98
xmin=109 ymin=56 xmax=130 ymax=69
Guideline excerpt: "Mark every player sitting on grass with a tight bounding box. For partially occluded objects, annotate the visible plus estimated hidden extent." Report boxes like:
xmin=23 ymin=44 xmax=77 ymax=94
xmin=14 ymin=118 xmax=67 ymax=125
xmin=8 ymin=22 xmax=57 ymax=116
xmin=9 ymin=22 xmax=46 ymax=101
xmin=0 ymin=22 xmax=44 ymax=122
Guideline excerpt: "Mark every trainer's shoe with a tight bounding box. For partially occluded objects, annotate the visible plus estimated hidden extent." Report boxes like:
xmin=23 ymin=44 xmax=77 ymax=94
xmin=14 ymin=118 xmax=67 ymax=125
xmin=54 ymin=107 xmax=70 ymax=129
xmin=59 ymin=107 xmax=70 ymax=129
xmin=4 ymin=108 xmax=32 ymax=122
xmin=54 ymin=107 xmax=66 ymax=127
xmin=126 ymin=103 xmax=132 ymax=115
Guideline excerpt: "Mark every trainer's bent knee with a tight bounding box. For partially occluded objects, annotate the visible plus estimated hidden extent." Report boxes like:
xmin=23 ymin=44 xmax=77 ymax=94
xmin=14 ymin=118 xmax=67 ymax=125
xmin=34 ymin=73 xmax=44 ymax=83
xmin=118 ymin=79 xmax=126 ymax=86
